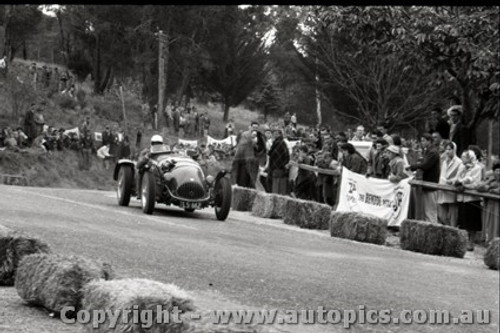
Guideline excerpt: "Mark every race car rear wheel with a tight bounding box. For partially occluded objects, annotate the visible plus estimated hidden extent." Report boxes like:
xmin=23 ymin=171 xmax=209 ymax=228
xmin=214 ymin=176 xmax=231 ymax=221
xmin=141 ymin=172 xmax=156 ymax=215
xmin=117 ymin=166 xmax=133 ymax=206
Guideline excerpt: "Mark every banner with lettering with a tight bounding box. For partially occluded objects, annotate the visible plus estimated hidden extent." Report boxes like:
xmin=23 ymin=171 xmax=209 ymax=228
xmin=178 ymin=138 xmax=198 ymax=148
xmin=336 ymin=167 xmax=411 ymax=227
xmin=207 ymin=135 xmax=237 ymax=146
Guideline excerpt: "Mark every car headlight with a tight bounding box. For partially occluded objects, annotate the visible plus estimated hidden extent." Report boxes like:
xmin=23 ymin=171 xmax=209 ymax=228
xmin=206 ymin=175 xmax=214 ymax=184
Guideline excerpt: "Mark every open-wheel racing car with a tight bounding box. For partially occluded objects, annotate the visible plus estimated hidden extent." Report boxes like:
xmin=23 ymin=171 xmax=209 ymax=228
xmin=113 ymin=145 xmax=232 ymax=221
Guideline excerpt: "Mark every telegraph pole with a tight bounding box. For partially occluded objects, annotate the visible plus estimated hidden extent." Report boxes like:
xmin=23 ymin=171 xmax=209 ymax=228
xmin=156 ymin=30 xmax=165 ymax=131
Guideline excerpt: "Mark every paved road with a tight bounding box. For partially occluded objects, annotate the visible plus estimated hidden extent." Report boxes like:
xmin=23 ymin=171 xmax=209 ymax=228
xmin=0 ymin=185 xmax=498 ymax=333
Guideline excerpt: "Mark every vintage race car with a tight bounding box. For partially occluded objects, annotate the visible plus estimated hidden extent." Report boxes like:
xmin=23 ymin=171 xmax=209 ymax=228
xmin=112 ymin=146 xmax=232 ymax=221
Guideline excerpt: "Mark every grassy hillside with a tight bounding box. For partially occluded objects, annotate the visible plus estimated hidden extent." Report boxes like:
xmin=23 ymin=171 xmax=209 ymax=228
xmin=0 ymin=58 xmax=270 ymax=190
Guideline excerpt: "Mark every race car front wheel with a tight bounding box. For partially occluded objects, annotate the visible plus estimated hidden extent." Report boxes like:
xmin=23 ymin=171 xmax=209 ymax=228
xmin=214 ymin=176 xmax=231 ymax=221
xmin=117 ymin=166 xmax=133 ymax=206
xmin=141 ymin=172 xmax=156 ymax=215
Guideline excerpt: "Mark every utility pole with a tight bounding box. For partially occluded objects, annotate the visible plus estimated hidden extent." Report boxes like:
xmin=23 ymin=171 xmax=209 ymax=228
xmin=156 ymin=30 xmax=165 ymax=131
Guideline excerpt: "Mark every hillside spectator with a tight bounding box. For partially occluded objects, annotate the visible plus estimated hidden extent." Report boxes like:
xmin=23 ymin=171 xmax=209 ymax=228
xmin=224 ymin=119 xmax=234 ymax=138
xmin=34 ymin=102 xmax=46 ymax=138
xmin=119 ymin=136 xmax=131 ymax=159
xmin=136 ymin=127 xmax=142 ymax=149
xmin=267 ymin=128 xmax=290 ymax=195
xmin=179 ymin=111 xmax=186 ymax=138
xmin=201 ymin=112 xmax=211 ymax=137
xmin=172 ymin=104 xmax=180 ymax=134
xmin=467 ymin=144 xmax=486 ymax=180
xmin=23 ymin=103 xmax=37 ymax=145
xmin=447 ymin=105 xmax=465 ymax=155
xmin=290 ymin=113 xmax=297 ymax=128
xmin=102 ymin=125 xmax=112 ymax=146
xmin=79 ymin=131 xmax=94 ymax=171
xmin=340 ymin=143 xmax=368 ymax=174
xmin=283 ymin=111 xmax=291 ymax=127
xmin=437 ymin=141 xmax=462 ymax=226
xmin=455 ymin=150 xmax=483 ymax=251
xmin=409 ymin=134 xmax=440 ymax=223
xmin=97 ymin=144 xmax=112 ymax=170
xmin=315 ymin=143 xmax=337 ymax=205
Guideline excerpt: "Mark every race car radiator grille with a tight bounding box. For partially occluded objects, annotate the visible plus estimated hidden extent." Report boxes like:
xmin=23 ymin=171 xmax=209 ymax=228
xmin=176 ymin=182 xmax=205 ymax=200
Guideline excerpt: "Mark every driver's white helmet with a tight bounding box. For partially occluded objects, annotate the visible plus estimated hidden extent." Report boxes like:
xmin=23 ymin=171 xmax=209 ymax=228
xmin=150 ymin=134 xmax=163 ymax=145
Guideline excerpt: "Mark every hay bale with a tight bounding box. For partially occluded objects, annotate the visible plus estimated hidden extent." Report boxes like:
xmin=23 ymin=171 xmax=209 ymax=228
xmin=330 ymin=212 xmax=388 ymax=245
xmin=231 ymin=186 xmax=257 ymax=211
xmin=399 ymin=219 xmax=467 ymax=258
xmin=283 ymin=198 xmax=320 ymax=228
xmin=484 ymin=238 xmax=499 ymax=270
xmin=182 ymin=310 xmax=268 ymax=333
xmin=81 ymin=278 xmax=195 ymax=332
xmin=270 ymin=194 xmax=292 ymax=219
xmin=303 ymin=203 xmax=332 ymax=230
xmin=15 ymin=253 xmax=114 ymax=313
xmin=251 ymin=192 xmax=274 ymax=218
xmin=0 ymin=229 xmax=51 ymax=285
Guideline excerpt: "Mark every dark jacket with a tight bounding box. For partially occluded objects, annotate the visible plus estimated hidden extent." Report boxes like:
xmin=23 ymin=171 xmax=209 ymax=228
xmin=344 ymin=152 xmax=368 ymax=175
xmin=450 ymin=122 xmax=465 ymax=156
xmin=268 ymin=136 xmax=290 ymax=176
xmin=410 ymin=144 xmax=440 ymax=189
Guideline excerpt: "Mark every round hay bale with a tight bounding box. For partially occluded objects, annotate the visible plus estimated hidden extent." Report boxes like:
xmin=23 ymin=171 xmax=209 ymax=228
xmin=15 ymin=253 xmax=114 ymax=314
xmin=182 ymin=310 xmax=268 ymax=332
xmin=81 ymin=278 xmax=195 ymax=332
xmin=399 ymin=219 xmax=467 ymax=258
xmin=329 ymin=212 xmax=387 ymax=245
xmin=231 ymin=186 xmax=258 ymax=211
xmin=251 ymin=192 xmax=274 ymax=218
xmin=484 ymin=238 xmax=499 ymax=270
xmin=0 ymin=230 xmax=51 ymax=286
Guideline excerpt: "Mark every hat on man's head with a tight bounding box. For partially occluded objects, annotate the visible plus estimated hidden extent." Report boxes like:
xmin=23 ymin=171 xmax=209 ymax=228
xmin=447 ymin=105 xmax=463 ymax=117
xmin=386 ymin=145 xmax=401 ymax=155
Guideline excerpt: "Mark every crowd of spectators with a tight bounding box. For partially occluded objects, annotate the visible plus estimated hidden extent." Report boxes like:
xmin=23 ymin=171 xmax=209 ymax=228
xmin=230 ymin=106 xmax=499 ymax=250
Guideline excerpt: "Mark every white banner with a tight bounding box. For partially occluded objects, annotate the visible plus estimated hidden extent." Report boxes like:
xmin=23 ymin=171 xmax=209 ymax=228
xmin=349 ymin=141 xmax=372 ymax=161
xmin=336 ymin=167 xmax=411 ymax=227
xmin=94 ymin=132 xmax=102 ymax=142
xmin=207 ymin=135 xmax=236 ymax=146
xmin=178 ymin=138 xmax=198 ymax=148
xmin=63 ymin=127 xmax=80 ymax=138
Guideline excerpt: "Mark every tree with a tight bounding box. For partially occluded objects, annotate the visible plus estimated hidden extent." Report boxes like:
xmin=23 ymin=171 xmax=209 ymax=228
xmin=1 ymin=5 xmax=43 ymax=61
xmin=312 ymin=6 xmax=499 ymax=141
xmin=199 ymin=6 xmax=268 ymax=121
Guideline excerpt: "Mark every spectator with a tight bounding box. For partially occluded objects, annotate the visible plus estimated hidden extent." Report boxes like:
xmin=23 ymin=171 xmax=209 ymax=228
xmin=283 ymin=111 xmax=291 ymax=127
xmin=447 ymin=105 xmax=465 ymax=155
xmin=371 ymin=139 xmax=390 ymax=179
xmin=455 ymin=150 xmax=483 ymax=251
xmin=437 ymin=141 xmax=462 ymax=227
xmin=267 ymin=128 xmax=290 ymax=195
xmin=102 ymin=125 xmax=112 ymax=146
xmin=224 ymin=119 xmax=234 ymax=138
xmin=97 ymin=144 xmax=112 ymax=170
xmin=119 ymin=136 xmax=131 ymax=159
xmin=294 ymin=145 xmax=316 ymax=200
xmin=290 ymin=113 xmax=297 ymax=128
xmin=351 ymin=125 xmax=365 ymax=141
xmin=231 ymin=122 xmax=261 ymax=188
xmin=23 ymin=103 xmax=37 ymax=145
xmin=136 ymin=127 xmax=142 ymax=149
xmin=340 ymin=143 xmax=368 ymax=174
xmin=426 ymin=106 xmax=450 ymax=140
xmin=409 ymin=133 xmax=440 ymax=223
xmin=386 ymin=145 xmax=408 ymax=183
xmin=478 ymin=161 xmax=500 ymax=243
xmin=79 ymin=131 xmax=94 ymax=171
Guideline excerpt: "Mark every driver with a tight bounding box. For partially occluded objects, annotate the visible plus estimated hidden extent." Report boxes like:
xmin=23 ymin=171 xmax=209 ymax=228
xmin=136 ymin=135 xmax=169 ymax=198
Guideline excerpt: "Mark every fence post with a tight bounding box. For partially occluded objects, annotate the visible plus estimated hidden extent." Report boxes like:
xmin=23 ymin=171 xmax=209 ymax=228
xmin=414 ymin=170 xmax=424 ymax=220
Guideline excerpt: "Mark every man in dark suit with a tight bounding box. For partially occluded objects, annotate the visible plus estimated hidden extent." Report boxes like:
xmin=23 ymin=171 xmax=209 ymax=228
xmin=409 ymin=133 xmax=440 ymax=223
xmin=447 ymin=105 xmax=465 ymax=155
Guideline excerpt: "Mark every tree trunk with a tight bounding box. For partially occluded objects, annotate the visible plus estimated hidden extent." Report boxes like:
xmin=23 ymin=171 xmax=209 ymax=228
xmin=223 ymin=102 xmax=230 ymax=122
xmin=98 ymin=66 xmax=112 ymax=93
xmin=94 ymin=33 xmax=101 ymax=94
xmin=56 ymin=10 xmax=68 ymax=65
